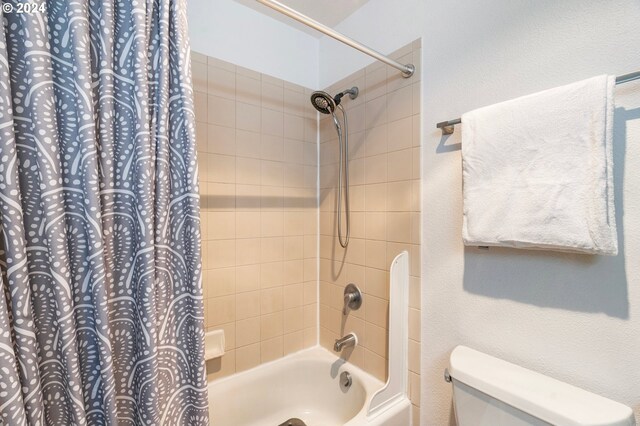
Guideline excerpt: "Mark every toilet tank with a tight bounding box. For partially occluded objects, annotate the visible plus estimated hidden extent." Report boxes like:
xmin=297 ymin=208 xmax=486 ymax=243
xmin=448 ymin=346 xmax=635 ymax=426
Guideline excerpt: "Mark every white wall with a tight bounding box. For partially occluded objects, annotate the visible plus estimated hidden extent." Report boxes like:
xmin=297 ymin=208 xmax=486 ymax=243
xmin=317 ymin=0 xmax=424 ymax=88
xmin=320 ymin=0 xmax=640 ymax=424
xmin=187 ymin=0 xmax=319 ymax=88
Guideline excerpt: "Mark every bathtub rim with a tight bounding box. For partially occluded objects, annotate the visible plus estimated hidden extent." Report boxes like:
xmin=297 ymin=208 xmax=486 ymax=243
xmin=206 ymin=344 xmax=411 ymax=424
xmin=207 ymin=344 xmax=383 ymax=389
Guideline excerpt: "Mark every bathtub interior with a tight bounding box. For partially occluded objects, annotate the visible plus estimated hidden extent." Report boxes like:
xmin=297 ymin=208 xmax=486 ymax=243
xmin=208 ymin=347 xmax=383 ymax=425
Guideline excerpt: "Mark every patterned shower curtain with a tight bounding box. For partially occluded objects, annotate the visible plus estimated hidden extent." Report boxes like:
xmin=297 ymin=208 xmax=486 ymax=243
xmin=0 ymin=0 xmax=208 ymax=424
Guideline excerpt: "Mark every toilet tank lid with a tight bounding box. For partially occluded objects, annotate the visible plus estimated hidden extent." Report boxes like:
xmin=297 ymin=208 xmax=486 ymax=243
xmin=449 ymin=346 xmax=635 ymax=426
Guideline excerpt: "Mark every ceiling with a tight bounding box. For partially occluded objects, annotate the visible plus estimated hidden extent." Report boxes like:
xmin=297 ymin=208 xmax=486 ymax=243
xmin=234 ymin=0 xmax=371 ymax=37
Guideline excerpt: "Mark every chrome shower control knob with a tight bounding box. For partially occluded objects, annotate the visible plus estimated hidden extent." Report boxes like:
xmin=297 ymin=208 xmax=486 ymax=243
xmin=343 ymin=283 xmax=362 ymax=314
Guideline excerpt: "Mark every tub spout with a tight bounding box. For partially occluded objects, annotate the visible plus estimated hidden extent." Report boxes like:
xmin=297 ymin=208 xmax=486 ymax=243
xmin=334 ymin=333 xmax=357 ymax=352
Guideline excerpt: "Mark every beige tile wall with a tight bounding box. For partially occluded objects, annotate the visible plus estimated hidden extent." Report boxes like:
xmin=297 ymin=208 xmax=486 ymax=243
xmin=318 ymin=40 xmax=422 ymax=424
xmin=192 ymin=51 xmax=318 ymax=379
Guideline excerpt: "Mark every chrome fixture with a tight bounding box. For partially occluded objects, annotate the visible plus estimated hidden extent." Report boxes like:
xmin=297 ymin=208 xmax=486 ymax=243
xmin=311 ymin=88 xmax=358 ymax=248
xmin=255 ymin=0 xmax=415 ymax=78
xmin=278 ymin=418 xmax=307 ymax=426
xmin=343 ymin=283 xmax=362 ymax=314
xmin=310 ymin=87 xmax=358 ymax=115
xmin=340 ymin=371 xmax=352 ymax=391
xmin=444 ymin=368 xmax=452 ymax=383
xmin=436 ymin=70 xmax=640 ymax=135
xmin=334 ymin=333 xmax=358 ymax=352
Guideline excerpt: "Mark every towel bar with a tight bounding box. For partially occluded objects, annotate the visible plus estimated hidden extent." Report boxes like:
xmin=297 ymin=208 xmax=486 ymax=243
xmin=436 ymin=70 xmax=640 ymax=135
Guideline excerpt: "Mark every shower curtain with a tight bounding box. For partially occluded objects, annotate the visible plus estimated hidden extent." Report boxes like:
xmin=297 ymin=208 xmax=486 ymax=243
xmin=0 ymin=0 xmax=208 ymax=425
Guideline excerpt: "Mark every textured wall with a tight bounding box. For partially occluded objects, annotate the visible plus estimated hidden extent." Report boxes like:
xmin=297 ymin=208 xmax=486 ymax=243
xmin=318 ymin=0 xmax=640 ymax=424
xmin=318 ymin=41 xmax=422 ymax=424
xmin=192 ymin=52 xmax=318 ymax=379
xmin=421 ymin=2 xmax=640 ymax=423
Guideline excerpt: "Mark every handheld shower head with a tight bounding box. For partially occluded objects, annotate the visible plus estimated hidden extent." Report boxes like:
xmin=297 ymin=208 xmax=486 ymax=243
xmin=310 ymin=91 xmax=336 ymax=114
xmin=310 ymin=87 xmax=359 ymax=115
xmin=310 ymin=86 xmax=359 ymax=248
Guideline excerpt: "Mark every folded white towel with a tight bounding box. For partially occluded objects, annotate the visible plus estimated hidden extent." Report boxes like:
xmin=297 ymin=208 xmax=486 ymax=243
xmin=461 ymin=75 xmax=618 ymax=255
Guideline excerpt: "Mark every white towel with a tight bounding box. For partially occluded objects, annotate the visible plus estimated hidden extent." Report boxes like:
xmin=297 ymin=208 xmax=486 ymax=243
xmin=461 ymin=75 xmax=618 ymax=255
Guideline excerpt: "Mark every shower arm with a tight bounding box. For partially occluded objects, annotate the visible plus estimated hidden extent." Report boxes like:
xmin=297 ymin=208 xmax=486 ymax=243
xmin=255 ymin=0 xmax=415 ymax=78
xmin=335 ymin=88 xmax=359 ymax=105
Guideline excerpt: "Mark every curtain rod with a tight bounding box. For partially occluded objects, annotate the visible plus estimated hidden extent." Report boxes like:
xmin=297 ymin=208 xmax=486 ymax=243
xmin=255 ymin=0 xmax=415 ymax=78
xmin=436 ymin=70 xmax=640 ymax=135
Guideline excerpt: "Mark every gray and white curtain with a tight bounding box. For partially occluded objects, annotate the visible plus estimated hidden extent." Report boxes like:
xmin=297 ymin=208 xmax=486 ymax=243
xmin=0 ymin=0 xmax=208 ymax=424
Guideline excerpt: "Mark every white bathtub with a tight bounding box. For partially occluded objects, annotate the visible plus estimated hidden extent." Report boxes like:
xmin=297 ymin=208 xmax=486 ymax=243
xmin=207 ymin=346 xmax=412 ymax=425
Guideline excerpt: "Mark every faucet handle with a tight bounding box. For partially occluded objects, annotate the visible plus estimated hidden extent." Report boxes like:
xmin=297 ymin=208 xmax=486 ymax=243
xmin=344 ymin=292 xmax=356 ymax=305
xmin=343 ymin=283 xmax=362 ymax=314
